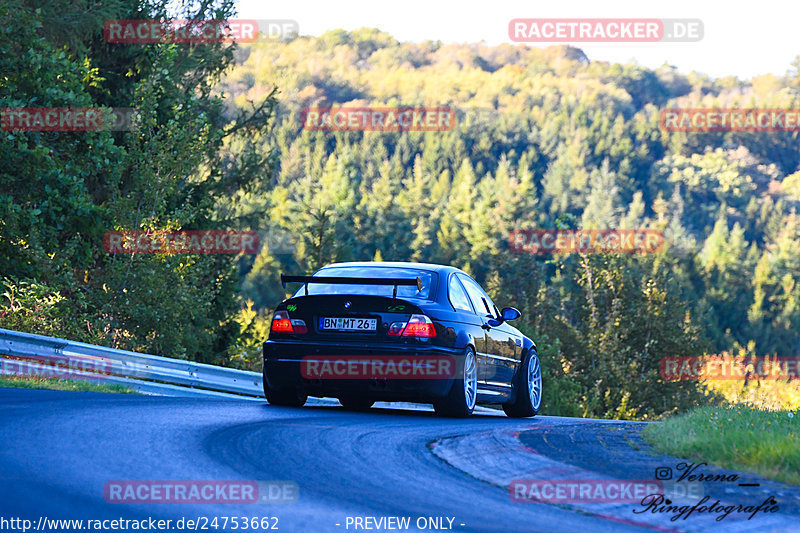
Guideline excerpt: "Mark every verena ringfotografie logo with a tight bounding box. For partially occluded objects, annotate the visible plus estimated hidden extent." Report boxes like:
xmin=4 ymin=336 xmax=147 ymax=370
xmin=660 ymin=108 xmax=800 ymax=132
xmin=301 ymin=107 xmax=456 ymax=132
xmin=641 ymin=462 xmax=779 ymax=522
xmin=300 ymin=356 xmax=456 ymax=379
xmin=660 ymin=355 xmax=800 ymax=381
xmin=508 ymin=19 xmax=703 ymax=43
xmin=103 ymin=481 xmax=298 ymax=504
xmin=1 ymin=108 xmax=138 ymax=131
xmin=103 ymin=230 xmax=259 ymax=255
xmin=509 ymin=229 xmax=664 ymax=254
xmin=1 ymin=355 xmax=112 ymax=379
xmin=635 ymin=494 xmax=779 ymax=523
xmin=510 ymin=479 xmax=663 ymax=503
xmin=104 ymin=19 xmax=298 ymax=43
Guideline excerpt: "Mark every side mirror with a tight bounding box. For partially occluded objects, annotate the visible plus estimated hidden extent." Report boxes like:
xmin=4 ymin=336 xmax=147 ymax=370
xmin=486 ymin=307 xmax=521 ymax=328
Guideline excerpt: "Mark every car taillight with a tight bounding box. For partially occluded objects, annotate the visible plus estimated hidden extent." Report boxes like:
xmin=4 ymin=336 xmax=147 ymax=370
xmin=387 ymin=321 xmax=407 ymax=336
xmin=290 ymin=319 xmax=307 ymax=334
xmin=270 ymin=310 xmax=306 ymax=334
xmin=388 ymin=314 xmax=436 ymax=338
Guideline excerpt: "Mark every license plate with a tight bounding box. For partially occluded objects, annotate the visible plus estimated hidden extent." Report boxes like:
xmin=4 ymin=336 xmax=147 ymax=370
xmin=319 ymin=317 xmax=377 ymax=331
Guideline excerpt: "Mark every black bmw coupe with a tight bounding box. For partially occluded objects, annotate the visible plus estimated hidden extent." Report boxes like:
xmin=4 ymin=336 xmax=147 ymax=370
xmin=262 ymin=262 xmax=542 ymax=417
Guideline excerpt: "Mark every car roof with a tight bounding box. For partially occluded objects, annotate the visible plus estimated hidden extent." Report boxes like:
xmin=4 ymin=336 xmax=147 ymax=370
xmin=318 ymin=261 xmax=464 ymax=275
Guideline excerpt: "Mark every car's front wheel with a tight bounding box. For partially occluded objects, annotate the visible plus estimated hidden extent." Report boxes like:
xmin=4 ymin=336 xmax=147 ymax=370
xmin=434 ymin=346 xmax=477 ymax=417
xmin=263 ymin=370 xmax=307 ymax=407
xmin=502 ymin=349 xmax=542 ymax=418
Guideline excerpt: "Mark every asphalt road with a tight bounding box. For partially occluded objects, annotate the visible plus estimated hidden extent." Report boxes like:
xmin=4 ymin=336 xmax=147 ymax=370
xmin=0 ymin=388 xmax=798 ymax=533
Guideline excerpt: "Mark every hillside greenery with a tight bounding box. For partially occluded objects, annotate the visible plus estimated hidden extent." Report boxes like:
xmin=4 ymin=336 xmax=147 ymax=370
xmin=3 ymin=9 xmax=799 ymax=419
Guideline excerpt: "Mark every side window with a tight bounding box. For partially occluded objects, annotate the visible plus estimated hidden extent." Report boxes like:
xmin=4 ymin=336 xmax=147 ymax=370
xmin=457 ymin=274 xmax=495 ymax=317
xmin=448 ymin=275 xmax=474 ymax=312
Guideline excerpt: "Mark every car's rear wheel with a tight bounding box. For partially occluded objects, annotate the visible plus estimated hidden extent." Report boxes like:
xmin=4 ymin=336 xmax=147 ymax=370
xmin=434 ymin=346 xmax=477 ymax=417
xmin=502 ymin=349 xmax=542 ymax=418
xmin=338 ymin=396 xmax=375 ymax=411
xmin=263 ymin=370 xmax=307 ymax=407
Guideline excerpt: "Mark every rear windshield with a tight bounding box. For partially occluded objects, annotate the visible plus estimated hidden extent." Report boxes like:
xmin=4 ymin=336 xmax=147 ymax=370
xmin=293 ymin=266 xmax=436 ymax=300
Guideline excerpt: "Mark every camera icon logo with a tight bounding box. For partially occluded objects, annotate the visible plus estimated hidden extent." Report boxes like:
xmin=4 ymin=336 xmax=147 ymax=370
xmin=655 ymin=467 xmax=673 ymax=480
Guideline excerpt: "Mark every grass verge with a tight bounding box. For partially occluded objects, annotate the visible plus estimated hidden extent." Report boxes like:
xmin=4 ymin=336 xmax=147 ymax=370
xmin=0 ymin=376 xmax=137 ymax=394
xmin=643 ymin=405 xmax=798 ymax=485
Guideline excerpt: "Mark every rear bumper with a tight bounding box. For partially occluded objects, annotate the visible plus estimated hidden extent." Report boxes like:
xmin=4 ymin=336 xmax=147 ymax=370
xmin=263 ymin=340 xmax=461 ymax=401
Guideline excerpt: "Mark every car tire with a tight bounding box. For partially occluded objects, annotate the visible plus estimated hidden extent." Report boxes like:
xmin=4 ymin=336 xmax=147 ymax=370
xmin=434 ymin=346 xmax=477 ymax=418
xmin=338 ymin=397 xmax=375 ymax=411
xmin=263 ymin=369 xmax=307 ymax=407
xmin=502 ymin=348 xmax=542 ymax=418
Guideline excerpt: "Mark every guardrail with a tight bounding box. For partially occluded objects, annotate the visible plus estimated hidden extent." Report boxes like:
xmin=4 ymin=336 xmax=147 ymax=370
xmin=0 ymin=328 xmax=265 ymax=399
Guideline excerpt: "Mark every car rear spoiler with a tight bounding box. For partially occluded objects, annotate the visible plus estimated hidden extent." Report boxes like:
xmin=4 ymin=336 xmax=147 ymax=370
xmin=280 ymin=274 xmax=422 ymax=298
